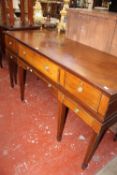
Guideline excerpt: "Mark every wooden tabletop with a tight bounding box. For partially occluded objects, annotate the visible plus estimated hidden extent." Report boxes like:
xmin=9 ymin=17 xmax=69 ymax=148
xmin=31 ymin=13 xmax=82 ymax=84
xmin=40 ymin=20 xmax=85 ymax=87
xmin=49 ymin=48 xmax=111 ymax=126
xmin=5 ymin=29 xmax=117 ymax=96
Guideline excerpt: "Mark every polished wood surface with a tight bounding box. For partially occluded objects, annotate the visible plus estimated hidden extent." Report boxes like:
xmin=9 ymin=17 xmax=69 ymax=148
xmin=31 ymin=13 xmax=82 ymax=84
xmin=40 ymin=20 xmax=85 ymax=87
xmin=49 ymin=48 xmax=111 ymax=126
xmin=66 ymin=8 xmax=117 ymax=57
xmin=4 ymin=29 xmax=117 ymax=169
xmin=61 ymin=71 xmax=102 ymax=112
xmin=18 ymin=42 xmax=59 ymax=82
xmin=5 ymin=35 xmax=18 ymax=53
xmin=61 ymin=94 xmax=101 ymax=133
xmin=5 ymin=30 xmax=117 ymax=96
xmin=0 ymin=24 xmax=40 ymax=68
xmin=110 ymin=22 xmax=117 ymax=56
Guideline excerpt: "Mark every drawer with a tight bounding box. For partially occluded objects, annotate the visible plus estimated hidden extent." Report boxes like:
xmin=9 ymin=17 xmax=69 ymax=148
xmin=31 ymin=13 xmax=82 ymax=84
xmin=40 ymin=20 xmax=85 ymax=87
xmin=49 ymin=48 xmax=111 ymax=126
xmin=5 ymin=35 xmax=18 ymax=53
xmin=63 ymin=72 xmax=102 ymax=112
xmin=61 ymin=94 xmax=101 ymax=133
xmin=18 ymin=58 xmax=58 ymax=97
xmin=18 ymin=43 xmax=59 ymax=82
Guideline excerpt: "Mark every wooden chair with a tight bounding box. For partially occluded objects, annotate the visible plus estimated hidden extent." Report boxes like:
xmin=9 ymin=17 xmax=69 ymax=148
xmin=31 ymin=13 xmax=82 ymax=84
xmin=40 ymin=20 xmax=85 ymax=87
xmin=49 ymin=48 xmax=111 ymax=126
xmin=0 ymin=0 xmax=40 ymax=87
xmin=0 ymin=0 xmax=34 ymax=27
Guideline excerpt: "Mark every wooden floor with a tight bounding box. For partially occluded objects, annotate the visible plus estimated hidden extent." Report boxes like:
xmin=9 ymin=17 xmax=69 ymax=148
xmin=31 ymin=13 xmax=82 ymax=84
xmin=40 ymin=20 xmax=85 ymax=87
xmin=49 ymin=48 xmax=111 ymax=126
xmin=0 ymin=60 xmax=117 ymax=175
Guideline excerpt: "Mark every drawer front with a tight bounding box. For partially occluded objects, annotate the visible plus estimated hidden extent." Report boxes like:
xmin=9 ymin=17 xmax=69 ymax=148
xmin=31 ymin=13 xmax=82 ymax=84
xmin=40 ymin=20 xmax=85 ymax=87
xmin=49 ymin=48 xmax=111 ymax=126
xmin=18 ymin=44 xmax=59 ymax=82
xmin=18 ymin=58 xmax=58 ymax=97
xmin=61 ymin=94 xmax=101 ymax=133
xmin=5 ymin=35 xmax=18 ymax=53
xmin=63 ymin=72 xmax=102 ymax=112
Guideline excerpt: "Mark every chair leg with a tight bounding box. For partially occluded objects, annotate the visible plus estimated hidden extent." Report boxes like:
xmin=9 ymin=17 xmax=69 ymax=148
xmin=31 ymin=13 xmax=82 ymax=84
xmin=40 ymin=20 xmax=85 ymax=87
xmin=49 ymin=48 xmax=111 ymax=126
xmin=19 ymin=66 xmax=26 ymax=101
xmin=57 ymin=101 xmax=69 ymax=141
xmin=82 ymin=129 xmax=106 ymax=169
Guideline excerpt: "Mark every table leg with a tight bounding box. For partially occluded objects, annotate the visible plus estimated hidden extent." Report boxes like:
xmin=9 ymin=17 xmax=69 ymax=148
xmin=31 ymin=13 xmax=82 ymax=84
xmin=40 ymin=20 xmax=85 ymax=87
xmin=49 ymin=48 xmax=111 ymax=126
xmin=8 ymin=58 xmax=14 ymax=88
xmin=13 ymin=63 xmax=17 ymax=85
xmin=0 ymin=30 xmax=3 ymax=68
xmin=57 ymin=101 xmax=68 ymax=141
xmin=0 ymin=59 xmax=3 ymax=68
xmin=0 ymin=44 xmax=3 ymax=68
xmin=0 ymin=53 xmax=3 ymax=68
xmin=82 ymin=128 xmax=106 ymax=169
xmin=19 ymin=66 xmax=26 ymax=101
xmin=113 ymin=133 xmax=117 ymax=141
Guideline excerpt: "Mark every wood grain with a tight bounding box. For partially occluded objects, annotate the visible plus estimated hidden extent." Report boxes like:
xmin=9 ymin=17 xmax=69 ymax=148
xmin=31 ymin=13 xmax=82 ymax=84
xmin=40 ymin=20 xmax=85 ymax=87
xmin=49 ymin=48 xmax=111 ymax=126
xmin=5 ymin=35 xmax=18 ymax=53
xmin=18 ymin=43 xmax=60 ymax=83
xmin=63 ymin=71 xmax=102 ymax=112
xmin=66 ymin=9 xmax=117 ymax=56
xmin=5 ymin=30 xmax=117 ymax=96
xmin=62 ymin=93 xmax=101 ymax=133
xmin=4 ymin=30 xmax=117 ymax=168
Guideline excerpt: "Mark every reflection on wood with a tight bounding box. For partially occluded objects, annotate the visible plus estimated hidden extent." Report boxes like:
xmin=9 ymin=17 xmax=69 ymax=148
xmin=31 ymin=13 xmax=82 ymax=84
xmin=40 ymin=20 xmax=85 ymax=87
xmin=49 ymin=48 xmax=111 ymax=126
xmin=66 ymin=8 xmax=117 ymax=56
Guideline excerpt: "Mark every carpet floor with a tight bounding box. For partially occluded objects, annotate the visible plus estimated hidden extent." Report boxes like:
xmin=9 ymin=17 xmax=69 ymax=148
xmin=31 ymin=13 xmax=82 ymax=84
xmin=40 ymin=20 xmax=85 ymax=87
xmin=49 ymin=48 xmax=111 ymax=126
xmin=0 ymin=61 xmax=117 ymax=175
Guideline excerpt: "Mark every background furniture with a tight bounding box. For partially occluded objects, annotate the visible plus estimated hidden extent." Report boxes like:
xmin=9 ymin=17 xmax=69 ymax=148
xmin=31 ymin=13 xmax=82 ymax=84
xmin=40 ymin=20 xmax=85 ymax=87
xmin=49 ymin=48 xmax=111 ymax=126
xmin=41 ymin=0 xmax=63 ymax=18
xmin=109 ymin=0 xmax=117 ymax=12
xmin=0 ymin=0 xmax=40 ymax=68
xmin=0 ymin=0 xmax=34 ymax=26
xmin=66 ymin=8 xmax=117 ymax=57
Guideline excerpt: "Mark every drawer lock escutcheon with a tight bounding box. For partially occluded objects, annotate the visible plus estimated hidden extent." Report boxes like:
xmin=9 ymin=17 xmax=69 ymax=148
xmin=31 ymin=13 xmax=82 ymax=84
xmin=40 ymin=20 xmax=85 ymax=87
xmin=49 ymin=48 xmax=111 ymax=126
xmin=77 ymin=82 xmax=84 ymax=93
xmin=74 ymin=108 xmax=80 ymax=113
xmin=23 ymin=51 xmax=26 ymax=56
xmin=77 ymin=86 xmax=83 ymax=93
xmin=45 ymin=65 xmax=49 ymax=71
xmin=48 ymin=83 xmax=52 ymax=88
xmin=27 ymin=67 xmax=32 ymax=72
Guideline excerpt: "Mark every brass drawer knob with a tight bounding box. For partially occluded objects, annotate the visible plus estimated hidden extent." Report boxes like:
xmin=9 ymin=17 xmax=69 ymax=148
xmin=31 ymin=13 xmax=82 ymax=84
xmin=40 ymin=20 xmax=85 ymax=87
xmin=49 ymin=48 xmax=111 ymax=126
xmin=27 ymin=67 xmax=32 ymax=72
xmin=10 ymin=56 xmax=13 ymax=59
xmin=23 ymin=51 xmax=26 ymax=56
xmin=45 ymin=66 xmax=49 ymax=71
xmin=77 ymin=86 xmax=83 ymax=93
xmin=9 ymin=41 xmax=12 ymax=45
xmin=48 ymin=83 xmax=52 ymax=88
xmin=74 ymin=108 xmax=79 ymax=113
